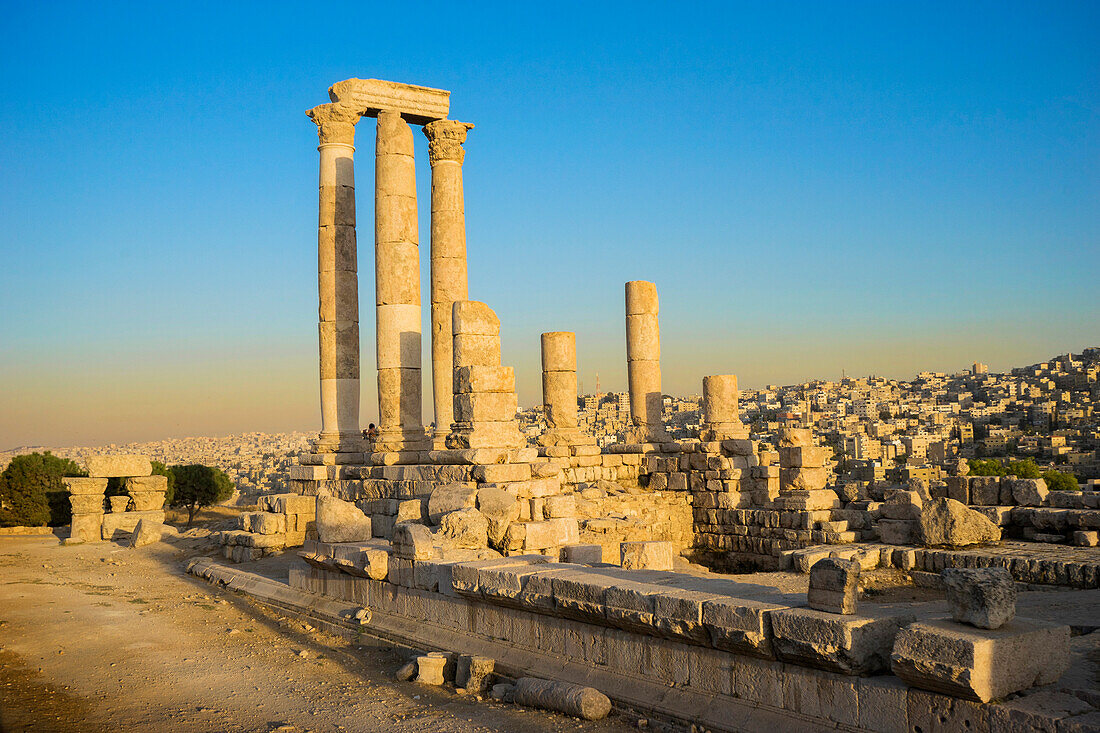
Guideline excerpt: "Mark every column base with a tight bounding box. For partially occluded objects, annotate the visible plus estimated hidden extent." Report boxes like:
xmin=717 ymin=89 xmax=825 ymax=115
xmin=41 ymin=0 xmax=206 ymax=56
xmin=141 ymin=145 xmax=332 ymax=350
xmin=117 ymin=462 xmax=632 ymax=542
xmin=313 ymin=431 xmax=365 ymax=453
xmin=699 ymin=422 xmax=749 ymax=441
xmin=374 ymin=427 xmax=433 ymax=453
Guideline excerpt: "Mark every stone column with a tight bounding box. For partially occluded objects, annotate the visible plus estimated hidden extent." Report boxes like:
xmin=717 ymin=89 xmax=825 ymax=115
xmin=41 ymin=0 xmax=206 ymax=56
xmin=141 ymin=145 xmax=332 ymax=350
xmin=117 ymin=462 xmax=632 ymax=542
xmin=540 ymin=332 xmax=585 ymax=446
xmin=306 ymin=103 xmax=363 ymax=452
xmin=701 ymin=374 xmax=745 ymax=440
xmin=63 ymin=477 xmax=108 ymax=543
xmin=375 ymin=110 xmax=429 ymax=452
xmin=423 ymin=120 xmax=474 ymax=446
xmin=625 ymin=280 xmax=666 ymax=443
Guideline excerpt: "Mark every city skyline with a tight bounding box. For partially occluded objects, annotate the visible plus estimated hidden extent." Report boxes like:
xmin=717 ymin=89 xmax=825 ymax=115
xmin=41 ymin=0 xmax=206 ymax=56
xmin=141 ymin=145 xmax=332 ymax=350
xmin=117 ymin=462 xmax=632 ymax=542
xmin=2 ymin=2 xmax=1098 ymax=447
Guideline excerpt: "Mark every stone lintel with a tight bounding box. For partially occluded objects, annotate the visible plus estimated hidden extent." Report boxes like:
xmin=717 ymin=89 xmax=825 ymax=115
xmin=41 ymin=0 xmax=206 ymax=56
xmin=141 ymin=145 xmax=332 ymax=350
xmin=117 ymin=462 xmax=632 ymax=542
xmin=328 ymin=78 xmax=450 ymax=126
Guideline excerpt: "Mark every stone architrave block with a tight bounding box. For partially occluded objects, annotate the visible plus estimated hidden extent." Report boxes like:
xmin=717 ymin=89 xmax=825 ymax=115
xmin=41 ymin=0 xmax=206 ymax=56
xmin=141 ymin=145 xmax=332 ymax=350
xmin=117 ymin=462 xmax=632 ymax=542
xmin=941 ymin=568 xmax=1016 ymax=629
xmin=85 ymin=455 xmax=152 ymax=478
xmin=891 ymin=618 xmax=1070 ymax=702
xmin=771 ymin=607 xmax=917 ymax=675
xmin=62 ymin=477 xmax=108 ymax=495
xmin=620 ymin=541 xmax=674 ymax=570
xmin=808 ymin=557 xmax=860 ymax=614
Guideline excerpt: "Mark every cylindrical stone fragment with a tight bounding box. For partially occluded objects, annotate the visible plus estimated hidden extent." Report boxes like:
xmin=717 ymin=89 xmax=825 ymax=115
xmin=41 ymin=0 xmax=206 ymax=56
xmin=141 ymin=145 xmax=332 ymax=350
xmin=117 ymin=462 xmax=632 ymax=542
xmin=543 ymin=371 xmax=579 ymax=429
xmin=512 ymin=677 xmax=612 ymax=721
xmin=375 ymin=110 xmax=425 ymax=447
xmin=307 ymin=103 xmax=363 ymax=451
xmin=424 ymin=120 xmax=473 ymax=441
xmin=624 ymin=281 xmax=663 ymax=440
xmin=540 ymin=332 xmax=576 ymax=373
xmin=703 ymin=374 xmax=739 ymax=425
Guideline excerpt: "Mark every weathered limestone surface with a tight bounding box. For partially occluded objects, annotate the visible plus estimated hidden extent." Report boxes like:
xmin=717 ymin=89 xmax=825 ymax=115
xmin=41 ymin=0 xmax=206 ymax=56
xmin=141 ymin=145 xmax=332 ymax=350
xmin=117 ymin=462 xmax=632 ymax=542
xmin=918 ymin=498 xmax=1001 ymax=547
xmin=771 ymin=607 xmax=916 ymax=675
xmin=85 ymin=455 xmax=152 ymax=478
xmin=701 ymin=375 xmax=744 ymax=440
xmin=625 ymin=281 xmax=666 ymax=443
xmin=455 ymin=654 xmax=494 ymax=695
xmin=540 ymin=331 xmax=588 ymax=447
xmin=129 ymin=518 xmax=163 ymax=548
xmin=808 ymin=557 xmax=859 ymax=615
xmin=424 ymin=119 xmax=473 ymax=445
xmin=307 ymin=103 xmax=363 ymax=453
xmin=512 ymin=677 xmax=611 ymax=721
xmin=620 ymin=540 xmax=674 ymax=570
xmin=891 ymin=617 xmax=1070 ymax=702
xmin=446 ymin=301 xmax=525 ymax=450
xmin=375 ymin=109 xmax=428 ymax=452
xmin=327 ymin=78 xmax=449 ymax=125
xmin=941 ymin=568 xmax=1016 ymax=629
xmin=316 ymin=491 xmax=372 ymax=543
xmin=415 ymin=654 xmax=446 ymax=685
xmin=62 ymin=477 xmax=109 ymax=495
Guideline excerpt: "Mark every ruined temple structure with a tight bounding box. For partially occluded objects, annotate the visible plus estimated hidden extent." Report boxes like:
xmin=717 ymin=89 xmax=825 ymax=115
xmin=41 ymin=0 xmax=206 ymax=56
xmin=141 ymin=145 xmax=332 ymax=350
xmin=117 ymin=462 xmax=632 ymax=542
xmin=198 ymin=78 xmax=1100 ymax=731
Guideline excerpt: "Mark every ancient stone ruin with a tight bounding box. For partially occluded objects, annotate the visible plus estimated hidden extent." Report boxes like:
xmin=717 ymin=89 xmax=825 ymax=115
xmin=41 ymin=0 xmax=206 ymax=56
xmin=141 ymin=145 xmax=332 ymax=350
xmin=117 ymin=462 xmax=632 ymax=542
xmin=184 ymin=77 xmax=1100 ymax=732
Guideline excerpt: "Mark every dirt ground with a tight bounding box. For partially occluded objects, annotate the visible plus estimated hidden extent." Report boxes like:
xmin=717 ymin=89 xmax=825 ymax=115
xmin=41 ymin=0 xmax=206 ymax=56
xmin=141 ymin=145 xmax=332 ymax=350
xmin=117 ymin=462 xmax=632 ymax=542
xmin=0 ymin=530 xmax=641 ymax=733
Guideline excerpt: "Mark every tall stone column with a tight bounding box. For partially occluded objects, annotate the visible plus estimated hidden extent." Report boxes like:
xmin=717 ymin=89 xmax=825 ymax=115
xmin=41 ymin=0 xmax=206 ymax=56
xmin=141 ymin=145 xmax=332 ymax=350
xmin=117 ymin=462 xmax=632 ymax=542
xmin=423 ymin=119 xmax=473 ymax=446
xmin=307 ymin=103 xmax=363 ymax=452
xmin=375 ymin=110 xmax=429 ymax=452
xmin=625 ymin=280 xmax=667 ymax=443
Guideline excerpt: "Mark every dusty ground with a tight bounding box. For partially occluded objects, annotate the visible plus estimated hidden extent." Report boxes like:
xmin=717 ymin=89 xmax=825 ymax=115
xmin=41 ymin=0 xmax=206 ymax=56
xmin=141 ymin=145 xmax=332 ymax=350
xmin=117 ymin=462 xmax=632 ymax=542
xmin=0 ymin=531 xmax=640 ymax=733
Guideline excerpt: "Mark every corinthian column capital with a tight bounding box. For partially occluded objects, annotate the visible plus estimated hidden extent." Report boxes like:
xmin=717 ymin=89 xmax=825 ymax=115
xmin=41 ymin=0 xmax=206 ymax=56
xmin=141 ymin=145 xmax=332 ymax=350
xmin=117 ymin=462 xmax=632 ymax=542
xmin=306 ymin=103 xmax=362 ymax=146
xmin=423 ymin=119 xmax=474 ymax=166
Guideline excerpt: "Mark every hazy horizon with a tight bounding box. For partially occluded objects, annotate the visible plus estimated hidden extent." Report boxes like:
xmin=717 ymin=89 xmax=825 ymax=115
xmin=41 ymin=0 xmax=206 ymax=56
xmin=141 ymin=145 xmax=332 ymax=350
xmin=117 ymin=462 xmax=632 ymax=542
xmin=2 ymin=2 xmax=1097 ymax=448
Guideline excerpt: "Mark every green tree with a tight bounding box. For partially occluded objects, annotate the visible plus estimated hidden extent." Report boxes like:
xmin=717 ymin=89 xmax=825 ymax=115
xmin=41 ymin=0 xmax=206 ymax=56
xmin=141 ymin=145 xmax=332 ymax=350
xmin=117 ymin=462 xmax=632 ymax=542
xmin=169 ymin=464 xmax=234 ymax=526
xmin=1007 ymin=458 xmax=1042 ymax=479
xmin=0 ymin=452 xmax=86 ymax=528
xmin=1042 ymin=469 xmax=1079 ymax=492
xmin=967 ymin=458 xmax=1007 ymax=477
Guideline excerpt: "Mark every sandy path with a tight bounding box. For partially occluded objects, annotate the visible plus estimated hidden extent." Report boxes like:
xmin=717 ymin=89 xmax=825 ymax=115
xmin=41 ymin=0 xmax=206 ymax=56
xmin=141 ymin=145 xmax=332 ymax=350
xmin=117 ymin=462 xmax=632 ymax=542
xmin=0 ymin=535 xmax=639 ymax=733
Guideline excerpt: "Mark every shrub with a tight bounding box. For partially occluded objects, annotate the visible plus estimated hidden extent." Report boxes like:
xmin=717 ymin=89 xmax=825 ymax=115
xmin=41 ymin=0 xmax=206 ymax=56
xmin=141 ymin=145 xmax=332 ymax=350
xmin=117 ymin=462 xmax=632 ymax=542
xmin=0 ymin=452 xmax=86 ymax=527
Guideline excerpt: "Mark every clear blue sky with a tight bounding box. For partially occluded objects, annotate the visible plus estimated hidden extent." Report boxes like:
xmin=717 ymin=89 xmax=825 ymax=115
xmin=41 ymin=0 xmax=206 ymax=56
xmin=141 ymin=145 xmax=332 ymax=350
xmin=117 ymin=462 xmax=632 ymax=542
xmin=1 ymin=1 xmax=1097 ymax=447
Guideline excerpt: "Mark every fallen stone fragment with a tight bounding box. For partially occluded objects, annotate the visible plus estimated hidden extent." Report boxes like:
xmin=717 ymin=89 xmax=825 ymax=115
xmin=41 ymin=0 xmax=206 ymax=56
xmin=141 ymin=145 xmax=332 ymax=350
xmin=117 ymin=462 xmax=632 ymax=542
xmin=941 ymin=567 xmax=1016 ymax=629
xmin=439 ymin=508 xmax=489 ymax=549
xmin=415 ymin=655 xmax=446 ymax=685
xmin=918 ymin=497 xmax=1000 ymax=547
xmin=315 ymin=492 xmax=372 ymax=544
xmin=129 ymin=518 xmax=163 ymax=548
xmin=1008 ymin=478 xmax=1049 ymax=507
xmin=490 ymin=682 xmax=514 ymax=701
xmin=455 ymin=655 xmax=495 ymax=695
xmin=512 ymin=677 xmax=611 ymax=721
xmin=807 ymin=557 xmax=859 ymax=614
xmin=395 ymin=661 xmax=417 ymax=681
xmin=620 ymin=540 xmax=673 ymax=570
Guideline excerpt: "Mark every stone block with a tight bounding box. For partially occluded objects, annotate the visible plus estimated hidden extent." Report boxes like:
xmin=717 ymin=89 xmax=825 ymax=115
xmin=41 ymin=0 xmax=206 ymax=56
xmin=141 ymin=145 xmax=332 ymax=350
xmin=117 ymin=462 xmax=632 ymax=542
xmin=455 ymin=655 xmax=495 ymax=695
xmin=101 ymin=510 xmax=164 ymax=540
xmin=945 ymin=476 xmax=969 ymax=504
xmin=808 ymin=557 xmax=859 ymax=614
xmin=85 ymin=455 xmax=151 ymax=478
xmin=941 ymin=567 xmax=1016 ymax=629
xmin=392 ymin=522 xmax=435 ymax=560
xmin=69 ymin=513 xmax=103 ymax=542
xmin=542 ymin=494 xmax=576 ymax=519
xmin=780 ymin=467 xmax=829 ymax=491
xmin=620 ymin=540 xmax=674 ymax=570
xmin=452 ymin=333 xmax=501 ymax=367
xmin=561 ymin=544 xmax=603 ymax=564
xmin=472 ymin=462 xmax=530 ymax=483
xmin=890 ymin=618 xmax=1070 ymax=702
xmin=451 ymin=300 xmax=499 ymax=336
xmin=906 ymin=689 xmax=989 ymax=733
xmin=426 ymin=483 xmax=478 ymax=524
xmin=1072 ymin=530 xmax=1099 ymax=547
xmin=1009 ymin=478 xmax=1050 ymax=507
xmin=394 ymin=498 xmax=425 ymax=524
xmin=316 ymin=492 xmax=372 ymax=543
xmin=778 ymin=446 xmax=827 ymax=468
xmin=62 ymin=477 xmax=108 ymax=495
xmin=522 ymin=518 xmax=578 ymax=549
xmin=969 ymin=477 xmax=1001 ymax=506
xmin=438 ymin=508 xmax=488 ymax=549
xmin=771 ymin=607 xmax=917 ymax=675
xmin=127 ymin=491 xmax=164 ymax=512
xmin=918 ymin=498 xmax=1000 ymax=548
xmin=856 ymin=675 xmax=908 ymax=733
xmin=701 ymin=597 xmax=786 ymax=658
xmin=454 ymin=392 xmax=518 ymax=422
xmin=123 ymin=475 xmax=167 ymax=493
